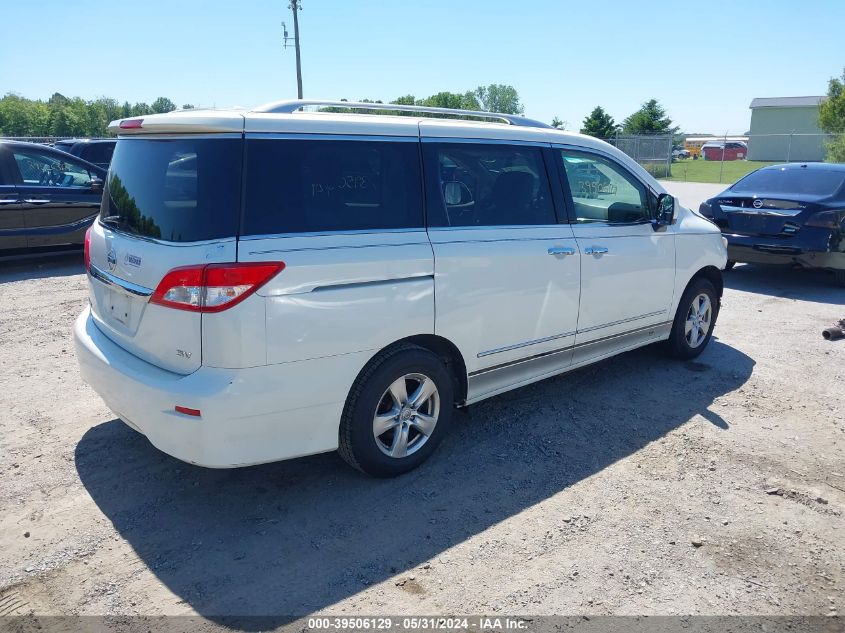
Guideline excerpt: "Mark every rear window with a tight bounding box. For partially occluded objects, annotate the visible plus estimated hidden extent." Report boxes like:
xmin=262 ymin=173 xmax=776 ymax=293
xmin=100 ymin=138 xmax=242 ymax=242
xmin=732 ymin=168 xmax=845 ymax=197
xmin=242 ymin=139 xmax=423 ymax=235
xmin=84 ymin=142 xmax=115 ymax=165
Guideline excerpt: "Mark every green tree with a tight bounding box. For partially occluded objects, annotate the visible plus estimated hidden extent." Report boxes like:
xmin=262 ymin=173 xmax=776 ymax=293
xmin=131 ymin=102 xmax=151 ymax=117
xmin=551 ymin=116 xmax=565 ymax=129
xmin=419 ymin=91 xmax=480 ymax=111
xmin=580 ymin=106 xmax=617 ymax=138
xmin=151 ymin=97 xmax=177 ymax=114
xmin=621 ymin=99 xmax=677 ymax=135
xmin=474 ymin=84 xmax=523 ymax=114
xmin=181 ymin=104 xmax=195 ymax=110
xmin=0 ymin=94 xmax=34 ymax=135
xmin=0 ymin=93 xmax=184 ymax=137
xmin=819 ymin=67 xmax=845 ymax=162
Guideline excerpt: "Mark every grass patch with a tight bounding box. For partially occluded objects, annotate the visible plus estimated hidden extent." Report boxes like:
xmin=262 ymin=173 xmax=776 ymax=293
xmin=664 ymin=160 xmax=779 ymax=184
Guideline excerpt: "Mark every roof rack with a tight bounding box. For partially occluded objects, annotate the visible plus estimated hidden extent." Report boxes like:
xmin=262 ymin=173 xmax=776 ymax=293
xmin=252 ymin=99 xmax=551 ymax=129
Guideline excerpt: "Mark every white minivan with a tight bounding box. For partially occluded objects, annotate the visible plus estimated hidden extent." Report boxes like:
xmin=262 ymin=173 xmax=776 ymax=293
xmin=74 ymin=100 xmax=727 ymax=477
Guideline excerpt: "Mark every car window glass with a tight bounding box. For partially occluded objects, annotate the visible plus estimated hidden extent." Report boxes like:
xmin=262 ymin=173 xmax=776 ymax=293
xmin=243 ymin=139 xmax=423 ymax=235
xmin=425 ymin=143 xmax=555 ymax=227
xmin=12 ymin=149 xmax=92 ymax=187
xmin=85 ymin=143 xmax=115 ymax=164
xmin=731 ymin=168 xmax=845 ymax=196
xmin=560 ymin=150 xmax=649 ymax=223
xmin=101 ymin=138 xmax=241 ymax=242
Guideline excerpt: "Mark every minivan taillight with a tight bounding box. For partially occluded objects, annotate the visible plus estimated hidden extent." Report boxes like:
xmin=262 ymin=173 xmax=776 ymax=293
xmin=150 ymin=262 xmax=285 ymax=313
xmin=84 ymin=226 xmax=92 ymax=271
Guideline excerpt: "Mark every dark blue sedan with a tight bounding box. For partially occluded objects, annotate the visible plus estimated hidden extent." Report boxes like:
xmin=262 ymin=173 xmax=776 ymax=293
xmin=699 ymin=163 xmax=845 ymax=286
xmin=0 ymin=140 xmax=106 ymax=258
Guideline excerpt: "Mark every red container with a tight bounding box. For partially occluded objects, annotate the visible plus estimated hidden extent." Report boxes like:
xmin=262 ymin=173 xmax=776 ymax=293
xmin=703 ymin=143 xmax=747 ymax=161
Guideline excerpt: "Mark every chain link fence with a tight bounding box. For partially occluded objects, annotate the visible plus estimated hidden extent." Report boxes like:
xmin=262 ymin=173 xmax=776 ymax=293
xmin=669 ymin=132 xmax=842 ymax=183
xmin=744 ymin=132 xmax=836 ymax=162
xmin=599 ymin=134 xmax=674 ymax=178
xmin=1 ymin=136 xmax=109 ymax=144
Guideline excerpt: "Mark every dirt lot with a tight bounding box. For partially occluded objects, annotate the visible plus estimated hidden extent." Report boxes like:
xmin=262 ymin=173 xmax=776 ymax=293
xmin=0 ymin=253 xmax=843 ymax=625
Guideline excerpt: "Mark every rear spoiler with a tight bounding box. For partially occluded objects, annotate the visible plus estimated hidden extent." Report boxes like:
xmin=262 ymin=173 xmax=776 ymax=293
xmin=108 ymin=110 xmax=245 ymax=135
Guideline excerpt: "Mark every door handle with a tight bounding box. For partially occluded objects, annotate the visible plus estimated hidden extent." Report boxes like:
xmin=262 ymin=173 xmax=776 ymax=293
xmin=23 ymin=198 xmax=50 ymax=204
xmin=584 ymin=246 xmax=609 ymax=255
xmin=547 ymin=246 xmax=576 ymax=256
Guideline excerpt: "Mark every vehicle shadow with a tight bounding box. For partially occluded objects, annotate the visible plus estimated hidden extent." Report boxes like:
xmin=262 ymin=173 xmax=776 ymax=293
xmin=0 ymin=252 xmax=84 ymax=283
xmin=75 ymin=340 xmax=753 ymax=628
xmin=724 ymin=263 xmax=845 ymax=305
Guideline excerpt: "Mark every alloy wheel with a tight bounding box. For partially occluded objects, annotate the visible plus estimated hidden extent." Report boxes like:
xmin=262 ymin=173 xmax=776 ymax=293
xmin=685 ymin=293 xmax=713 ymax=348
xmin=372 ymin=373 xmax=440 ymax=458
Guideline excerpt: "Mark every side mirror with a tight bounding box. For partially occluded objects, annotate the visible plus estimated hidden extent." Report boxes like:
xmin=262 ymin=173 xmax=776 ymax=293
xmin=653 ymin=193 xmax=675 ymax=229
xmin=89 ymin=177 xmax=104 ymax=193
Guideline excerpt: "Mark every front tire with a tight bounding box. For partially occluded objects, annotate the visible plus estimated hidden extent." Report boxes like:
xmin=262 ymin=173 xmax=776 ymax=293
xmin=338 ymin=344 xmax=454 ymax=477
xmin=665 ymin=278 xmax=719 ymax=359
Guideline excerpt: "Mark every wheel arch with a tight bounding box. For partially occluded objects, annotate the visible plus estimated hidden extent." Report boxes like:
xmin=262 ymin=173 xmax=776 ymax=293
xmin=688 ymin=265 xmax=724 ymax=299
xmin=353 ymin=335 xmax=469 ymax=407
xmin=399 ymin=334 xmax=469 ymax=406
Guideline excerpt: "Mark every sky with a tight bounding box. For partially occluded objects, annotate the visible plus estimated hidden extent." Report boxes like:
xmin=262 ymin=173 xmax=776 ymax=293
xmin=1 ymin=0 xmax=843 ymax=135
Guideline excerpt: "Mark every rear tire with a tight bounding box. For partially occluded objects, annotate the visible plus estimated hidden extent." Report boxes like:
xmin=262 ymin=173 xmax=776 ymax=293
xmin=724 ymin=260 xmax=736 ymax=271
xmin=665 ymin=278 xmax=719 ymax=359
xmin=338 ymin=344 xmax=454 ymax=477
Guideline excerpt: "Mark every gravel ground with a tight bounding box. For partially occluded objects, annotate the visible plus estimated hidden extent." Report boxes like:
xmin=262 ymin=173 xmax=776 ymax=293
xmin=0 ymin=252 xmax=843 ymax=626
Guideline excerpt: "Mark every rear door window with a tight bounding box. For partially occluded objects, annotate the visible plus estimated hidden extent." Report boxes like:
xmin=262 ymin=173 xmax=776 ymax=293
xmin=423 ymin=143 xmax=556 ymax=227
xmin=100 ymin=138 xmax=242 ymax=242
xmin=242 ymin=138 xmax=423 ymax=235
xmin=84 ymin=142 xmax=115 ymax=165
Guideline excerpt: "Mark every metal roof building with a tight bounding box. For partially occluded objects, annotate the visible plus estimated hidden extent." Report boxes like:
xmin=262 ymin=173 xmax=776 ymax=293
xmin=747 ymin=96 xmax=828 ymax=162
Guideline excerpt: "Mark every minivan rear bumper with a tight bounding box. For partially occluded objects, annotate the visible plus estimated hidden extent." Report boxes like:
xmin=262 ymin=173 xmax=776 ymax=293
xmin=73 ymin=306 xmax=351 ymax=467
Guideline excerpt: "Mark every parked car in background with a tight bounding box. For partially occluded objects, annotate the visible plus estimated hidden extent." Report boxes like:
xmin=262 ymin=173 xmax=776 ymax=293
xmin=74 ymin=100 xmax=726 ymax=478
xmin=0 ymin=140 xmax=105 ymax=257
xmin=702 ymin=141 xmax=747 ymax=161
xmin=52 ymin=138 xmax=116 ymax=170
xmin=672 ymin=147 xmax=691 ymax=159
xmin=699 ymin=163 xmax=845 ymax=285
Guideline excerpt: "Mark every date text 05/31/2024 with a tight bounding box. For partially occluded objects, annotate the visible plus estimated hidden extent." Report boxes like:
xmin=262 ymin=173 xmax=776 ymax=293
xmin=306 ymin=617 xmax=530 ymax=631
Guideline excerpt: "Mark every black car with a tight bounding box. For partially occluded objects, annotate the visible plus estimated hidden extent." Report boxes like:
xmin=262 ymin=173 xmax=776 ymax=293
xmin=699 ymin=163 xmax=845 ymax=286
xmin=51 ymin=138 xmax=116 ymax=170
xmin=0 ymin=141 xmax=106 ymax=257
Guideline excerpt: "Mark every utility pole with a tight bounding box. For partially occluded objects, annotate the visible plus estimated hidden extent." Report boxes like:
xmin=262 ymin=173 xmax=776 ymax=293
xmin=290 ymin=0 xmax=303 ymax=99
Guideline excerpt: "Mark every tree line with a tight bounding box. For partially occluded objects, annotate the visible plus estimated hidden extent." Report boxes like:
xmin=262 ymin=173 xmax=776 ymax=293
xmin=578 ymin=99 xmax=678 ymax=138
xmin=325 ymin=84 xmax=524 ymax=117
xmin=0 ymin=87 xmax=678 ymax=142
xmin=0 ymin=93 xmax=190 ymax=137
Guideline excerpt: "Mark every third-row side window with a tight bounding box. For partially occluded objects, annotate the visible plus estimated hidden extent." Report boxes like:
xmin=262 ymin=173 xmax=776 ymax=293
xmin=242 ymin=139 xmax=423 ymax=235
